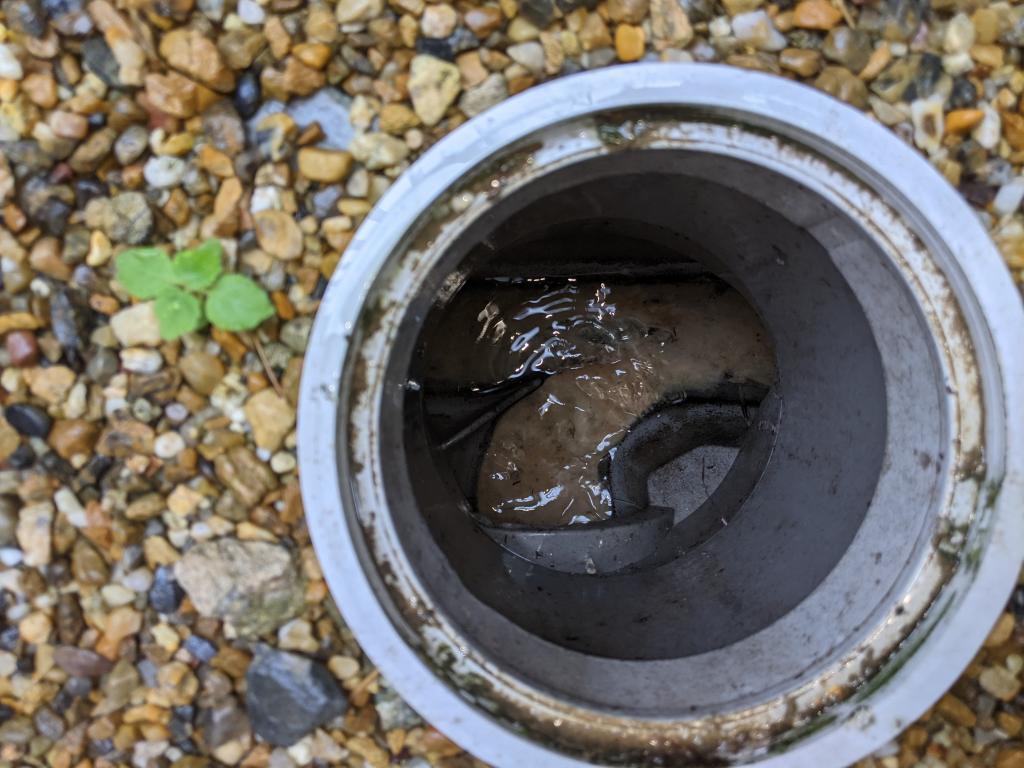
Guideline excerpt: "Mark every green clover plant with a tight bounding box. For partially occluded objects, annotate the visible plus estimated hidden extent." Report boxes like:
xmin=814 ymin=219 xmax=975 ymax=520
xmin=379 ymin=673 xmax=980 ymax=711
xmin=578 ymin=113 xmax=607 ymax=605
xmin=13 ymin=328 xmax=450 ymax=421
xmin=115 ymin=239 xmax=274 ymax=340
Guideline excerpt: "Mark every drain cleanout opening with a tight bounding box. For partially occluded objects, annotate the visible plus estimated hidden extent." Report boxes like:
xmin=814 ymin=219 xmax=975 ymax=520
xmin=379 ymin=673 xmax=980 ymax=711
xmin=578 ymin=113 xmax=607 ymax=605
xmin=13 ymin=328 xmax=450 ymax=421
xmin=303 ymin=71 xmax=1023 ymax=766
xmin=369 ymin=113 xmax=951 ymax=723
xmin=384 ymin=141 xmax=938 ymax=679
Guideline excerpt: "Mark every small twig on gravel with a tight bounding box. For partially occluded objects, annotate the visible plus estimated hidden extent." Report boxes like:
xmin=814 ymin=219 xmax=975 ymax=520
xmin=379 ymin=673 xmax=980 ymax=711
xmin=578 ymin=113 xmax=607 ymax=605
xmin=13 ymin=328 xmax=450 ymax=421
xmin=349 ymin=668 xmax=381 ymax=708
xmin=834 ymin=0 xmax=856 ymax=28
xmin=248 ymin=332 xmax=286 ymax=399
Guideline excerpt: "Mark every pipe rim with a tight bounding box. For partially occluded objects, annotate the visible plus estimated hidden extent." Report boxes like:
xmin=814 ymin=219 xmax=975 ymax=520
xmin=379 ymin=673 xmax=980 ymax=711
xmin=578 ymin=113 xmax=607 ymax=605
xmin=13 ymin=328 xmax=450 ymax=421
xmin=298 ymin=63 xmax=1024 ymax=767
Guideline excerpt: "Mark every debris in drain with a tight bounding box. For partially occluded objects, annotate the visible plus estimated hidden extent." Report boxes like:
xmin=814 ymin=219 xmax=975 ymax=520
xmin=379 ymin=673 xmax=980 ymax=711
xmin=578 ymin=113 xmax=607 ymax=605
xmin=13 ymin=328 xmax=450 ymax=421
xmin=421 ymin=279 xmax=776 ymax=528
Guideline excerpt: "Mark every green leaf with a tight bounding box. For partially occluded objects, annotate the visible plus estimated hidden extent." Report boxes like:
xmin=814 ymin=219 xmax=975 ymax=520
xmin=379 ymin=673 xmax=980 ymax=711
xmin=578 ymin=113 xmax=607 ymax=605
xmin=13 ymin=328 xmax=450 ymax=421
xmin=205 ymin=274 xmax=275 ymax=332
xmin=154 ymin=287 xmax=203 ymax=340
xmin=172 ymin=239 xmax=223 ymax=291
xmin=115 ymin=247 xmax=175 ymax=299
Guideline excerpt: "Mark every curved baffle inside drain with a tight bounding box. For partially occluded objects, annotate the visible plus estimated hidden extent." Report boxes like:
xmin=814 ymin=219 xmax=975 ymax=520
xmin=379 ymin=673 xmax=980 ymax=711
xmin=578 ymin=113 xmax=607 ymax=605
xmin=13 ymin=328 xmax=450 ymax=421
xmin=426 ymin=376 xmax=775 ymax=574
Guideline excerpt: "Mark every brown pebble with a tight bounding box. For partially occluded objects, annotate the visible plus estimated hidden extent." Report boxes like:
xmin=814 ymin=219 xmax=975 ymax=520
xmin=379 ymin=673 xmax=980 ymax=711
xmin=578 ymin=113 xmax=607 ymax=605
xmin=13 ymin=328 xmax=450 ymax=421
xmin=0 ymin=313 xmax=41 ymax=335
xmin=53 ymin=645 xmax=114 ymax=677
xmin=607 ymin=0 xmax=649 ymax=24
xmin=998 ymin=711 xmax=1023 ymax=737
xmin=0 ymin=414 xmax=17 ymax=463
xmin=858 ymin=42 xmax=891 ymax=80
xmin=180 ymin=351 xmax=226 ymax=395
xmin=212 ymin=328 xmax=248 ymax=363
xmin=985 ymin=612 xmax=1016 ymax=647
xmin=55 ymin=594 xmax=84 ymax=645
xmin=159 ymin=27 xmax=235 ymax=92
xmin=1003 ymin=110 xmax=1024 ymax=151
xmin=71 ymin=538 xmax=109 ymax=585
xmin=379 ymin=103 xmax=420 ymax=134
xmin=935 ymin=693 xmax=977 ymax=727
xmin=979 ymin=665 xmax=1022 ymax=701
xmin=997 ymin=748 xmax=1024 ymax=768
xmin=946 ymin=108 xmax=985 ymax=136
xmin=145 ymin=71 xmax=217 ymax=119
xmin=579 ymin=12 xmax=612 ymax=51
xmin=465 ymin=6 xmax=504 ymax=37
xmin=792 ymin=0 xmax=842 ymax=29
xmin=96 ymin=420 xmax=156 ymax=457
xmin=48 ymin=110 xmax=89 ymax=140
xmin=22 ymin=72 xmax=58 ymax=109
xmin=49 ymin=419 xmax=100 ymax=460
xmin=293 ymin=42 xmax=332 ymax=70
xmin=973 ymin=7 xmax=999 ymax=45
xmin=297 ymin=147 xmax=355 ymax=183
xmin=126 ymin=493 xmax=165 ymax=521
xmin=206 ymin=177 xmax=243 ymax=237
xmin=780 ymin=48 xmax=822 ymax=77
xmin=971 ymin=43 xmax=1004 ymax=69
xmin=254 ymin=210 xmax=304 ymax=261
xmin=214 ymin=446 xmax=279 ymax=508
xmin=29 ymin=236 xmax=71 ymax=281
xmin=456 ymin=51 xmax=489 ymax=88
xmin=2 ymin=204 xmax=25 ymax=233
xmin=5 ymin=330 xmax=38 ymax=367
xmin=615 ymin=24 xmax=645 ymax=62
xmin=814 ymin=66 xmax=868 ymax=109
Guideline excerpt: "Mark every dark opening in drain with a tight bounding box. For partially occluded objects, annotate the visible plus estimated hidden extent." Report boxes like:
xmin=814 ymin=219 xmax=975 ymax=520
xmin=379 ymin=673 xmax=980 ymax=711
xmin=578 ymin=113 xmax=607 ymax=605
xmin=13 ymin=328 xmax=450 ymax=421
xmin=418 ymin=274 xmax=778 ymax=574
xmin=395 ymin=150 xmax=888 ymax=660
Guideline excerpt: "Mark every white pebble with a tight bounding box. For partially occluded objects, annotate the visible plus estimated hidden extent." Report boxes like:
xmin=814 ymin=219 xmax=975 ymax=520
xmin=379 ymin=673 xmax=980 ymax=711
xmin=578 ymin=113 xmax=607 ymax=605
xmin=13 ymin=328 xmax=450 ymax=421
xmin=104 ymin=397 xmax=129 ymax=418
xmin=943 ymin=13 xmax=975 ymax=55
xmin=250 ymin=186 xmax=282 ymax=213
xmin=121 ymin=567 xmax=154 ymax=592
xmin=167 ymin=528 xmax=190 ymax=548
xmin=731 ymin=11 xmax=786 ymax=51
xmin=189 ymin=521 xmax=216 ymax=541
xmin=121 ymin=348 xmax=164 ymax=374
xmin=0 ymin=651 xmax=16 ymax=678
xmin=270 ymin=451 xmax=297 ymax=473
xmin=910 ymin=96 xmax=944 ymax=155
xmin=942 ymin=52 xmax=973 ymax=76
xmin=507 ymin=42 xmax=545 ymax=74
xmin=154 ymin=431 xmax=186 ymax=459
xmin=972 ymin=105 xmax=1001 ymax=150
xmin=0 ymin=549 xmax=23 ymax=567
xmin=54 ymin=487 xmax=87 ymax=528
xmin=993 ymin=178 xmax=1024 ymax=216
xmin=869 ymin=95 xmax=907 ymax=127
xmin=237 ymin=0 xmax=266 ymax=23
xmin=165 ymin=403 xmax=190 ymax=423
xmin=207 ymin=516 xmax=235 ymax=537
xmin=709 ymin=15 xmax=732 ymax=38
xmin=101 ymin=583 xmax=136 ymax=607
xmin=0 ymin=368 xmax=20 ymax=393
xmin=64 ymin=381 xmax=87 ymax=419
xmin=210 ymin=372 xmax=249 ymax=423
xmin=143 ymin=156 xmax=187 ymax=188
xmin=0 ymin=45 xmax=23 ymax=80
xmin=110 ymin=302 xmax=161 ymax=347
xmin=287 ymin=739 xmax=314 ymax=766
xmin=133 ymin=741 xmax=170 ymax=768
xmin=661 ymin=49 xmax=695 ymax=62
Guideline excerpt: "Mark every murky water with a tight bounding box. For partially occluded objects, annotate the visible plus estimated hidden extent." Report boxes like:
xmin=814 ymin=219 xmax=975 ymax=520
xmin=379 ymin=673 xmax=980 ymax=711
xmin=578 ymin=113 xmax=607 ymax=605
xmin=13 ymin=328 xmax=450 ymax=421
xmin=423 ymin=280 xmax=776 ymax=528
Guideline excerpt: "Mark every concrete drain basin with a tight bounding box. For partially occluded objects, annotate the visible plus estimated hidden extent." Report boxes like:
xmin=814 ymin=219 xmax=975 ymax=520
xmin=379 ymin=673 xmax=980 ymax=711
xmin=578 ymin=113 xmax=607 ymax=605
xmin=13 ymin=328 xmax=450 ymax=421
xmin=298 ymin=64 xmax=1024 ymax=767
